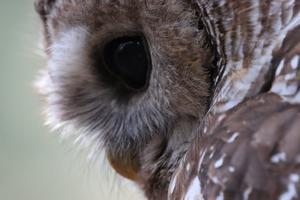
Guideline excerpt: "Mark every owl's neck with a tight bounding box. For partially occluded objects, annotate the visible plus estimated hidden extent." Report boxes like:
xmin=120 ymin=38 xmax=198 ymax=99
xmin=196 ymin=0 xmax=300 ymax=113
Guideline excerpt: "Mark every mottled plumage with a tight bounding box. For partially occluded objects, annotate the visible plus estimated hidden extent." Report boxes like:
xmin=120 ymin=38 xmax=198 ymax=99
xmin=170 ymin=0 xmax=300 ymax=200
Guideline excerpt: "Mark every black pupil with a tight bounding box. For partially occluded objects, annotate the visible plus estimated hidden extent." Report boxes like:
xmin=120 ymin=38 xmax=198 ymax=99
xmin=103 ymin=36 xmax=151 ymax=91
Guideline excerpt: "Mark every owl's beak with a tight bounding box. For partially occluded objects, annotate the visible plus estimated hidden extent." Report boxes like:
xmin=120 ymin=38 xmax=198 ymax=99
xmin=107 ymin=152 xmax=141 ymax=182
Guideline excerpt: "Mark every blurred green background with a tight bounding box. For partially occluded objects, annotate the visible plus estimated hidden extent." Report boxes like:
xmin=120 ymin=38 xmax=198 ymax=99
xmin=0 ymin=1 xmax=143 ymax=200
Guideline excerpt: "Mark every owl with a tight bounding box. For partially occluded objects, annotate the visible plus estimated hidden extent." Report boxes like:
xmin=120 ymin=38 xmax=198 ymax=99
xmin=34 ymin=0 xmax=300 ymax=200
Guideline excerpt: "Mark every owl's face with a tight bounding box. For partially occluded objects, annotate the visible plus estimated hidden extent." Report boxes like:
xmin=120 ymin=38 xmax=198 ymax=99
xmin=35 ymin=0 xmax=212 ymax=181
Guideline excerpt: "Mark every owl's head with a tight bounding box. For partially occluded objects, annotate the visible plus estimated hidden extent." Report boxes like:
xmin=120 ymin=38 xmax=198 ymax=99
xmin=35 ymin=0 xmax=213 ymax=183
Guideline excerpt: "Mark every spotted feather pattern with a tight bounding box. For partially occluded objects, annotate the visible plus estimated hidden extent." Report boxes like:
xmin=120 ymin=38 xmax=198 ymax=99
xmin=170 ymin=0 xmax=300 ymax=199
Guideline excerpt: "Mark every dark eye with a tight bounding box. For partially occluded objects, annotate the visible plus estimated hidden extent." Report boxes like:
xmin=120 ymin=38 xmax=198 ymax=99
xmin=102 ymin=35 xmax=152 ymax=91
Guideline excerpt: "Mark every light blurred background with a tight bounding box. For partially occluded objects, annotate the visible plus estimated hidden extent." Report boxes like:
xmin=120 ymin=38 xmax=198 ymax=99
xmin=0 ymin=1 xmax=143 ymax=200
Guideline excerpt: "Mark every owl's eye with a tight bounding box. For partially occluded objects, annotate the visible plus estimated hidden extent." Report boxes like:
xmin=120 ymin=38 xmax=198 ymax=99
xmin=103 ymin=35 xmax=152 ymax=91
